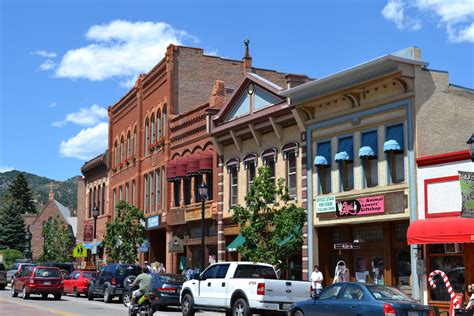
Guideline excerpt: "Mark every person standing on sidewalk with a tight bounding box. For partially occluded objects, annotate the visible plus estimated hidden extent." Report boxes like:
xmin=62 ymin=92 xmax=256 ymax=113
xmin=311 ymin=265 xmax=324 ymax=298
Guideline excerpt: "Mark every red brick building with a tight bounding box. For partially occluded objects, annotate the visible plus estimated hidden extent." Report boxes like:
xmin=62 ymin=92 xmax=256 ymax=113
xmin=107 ymin=44 xmax=289 ymax=270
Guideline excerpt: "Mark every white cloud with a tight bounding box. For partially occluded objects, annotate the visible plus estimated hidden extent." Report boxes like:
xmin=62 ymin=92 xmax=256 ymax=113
xmin=38 ymin=59 xmax=56 ymax=71
xmin=52 ymin=121 xmax=66 ymax=127
xmin=59 ymin=122 xmax=108 ymax=160
xmin=54 ymin=104 xmax=108 ymax=128
xmin=382 ymin=0 xmax=474 ymax=42
xmin=382 ymin=0 xmax=422 ymax=31
xmin=32 ymin=50 xmax=57 ymax=58
xmin=0 ymin=166 xmax=14 ymax=173
xmin=55 ymin=20 xmax=192 ymax=81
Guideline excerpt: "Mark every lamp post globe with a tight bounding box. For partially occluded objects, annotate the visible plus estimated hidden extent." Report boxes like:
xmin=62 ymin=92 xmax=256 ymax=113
xmin=467 ymin=133 xmax=474 ymax=162
xmin=199 ymin=182 xmax=208 ymax=271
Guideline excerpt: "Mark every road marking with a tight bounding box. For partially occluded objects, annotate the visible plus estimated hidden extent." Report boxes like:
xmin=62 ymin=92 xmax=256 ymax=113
xmin=0 ymin=296 xmax=80 ymax=316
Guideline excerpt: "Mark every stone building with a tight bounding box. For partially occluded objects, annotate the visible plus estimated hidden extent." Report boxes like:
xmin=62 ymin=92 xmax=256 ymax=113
xmin=281 ymin=46 xmax=474 ymax=303
xmin=23 ymin=191 xmax=77 ymax=260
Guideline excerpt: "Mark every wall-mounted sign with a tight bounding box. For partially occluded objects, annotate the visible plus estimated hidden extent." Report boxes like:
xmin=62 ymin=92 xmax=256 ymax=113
xmin=147 ymin=215 xmax=160 ymax=229
xmin=168 ymin=236 xmax=184 ymax=253
xmin=334 ymin=243 xmax=361 ymax=250
xmin=459 ymin=171 xmax=474 ymax=218
xmin=336 ymin=195 xmax=384 ymax=217
xmin=316 ymin=195 xmax=336 ymax=213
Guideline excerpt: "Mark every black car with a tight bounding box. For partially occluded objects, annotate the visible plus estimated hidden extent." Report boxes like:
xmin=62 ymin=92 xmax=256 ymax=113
xmin=88 ymin=264 xmax=141 ymax=303
xmin=123 ymin=273 xmax=185 ymax=309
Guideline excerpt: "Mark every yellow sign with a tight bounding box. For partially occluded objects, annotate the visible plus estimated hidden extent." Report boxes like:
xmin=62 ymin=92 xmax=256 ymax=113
xmin=73 ymin=244 xmax=87 ymax=258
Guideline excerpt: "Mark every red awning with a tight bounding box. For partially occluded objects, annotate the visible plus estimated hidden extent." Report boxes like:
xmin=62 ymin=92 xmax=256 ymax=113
xmin=198 ymin=151 xmax=213 ymax=173
xmin=175 ymin=158 xmax=188 ymax=178
xmin=407 ymin=217 xmax=474 ymax=245
xmin=186 ymin=156 xmax=199 ymax=175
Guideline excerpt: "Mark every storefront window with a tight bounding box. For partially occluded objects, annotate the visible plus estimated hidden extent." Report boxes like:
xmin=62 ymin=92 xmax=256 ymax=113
xmin=428 ymin=245 xmax=465 ymax=302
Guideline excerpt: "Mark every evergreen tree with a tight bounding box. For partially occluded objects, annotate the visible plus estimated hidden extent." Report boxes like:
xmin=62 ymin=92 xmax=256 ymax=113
xmin=232 ymin=166 xmax=306 ymax=270
xmin=103 ymin=201 xmax=145 ymax=263
xmin=4 ymin=173 xmax=37 ymax=214
xmin=42 ymin=216 xmax=75 ymax=262
xmin=0 ymin=200 xmax=26 ymax=252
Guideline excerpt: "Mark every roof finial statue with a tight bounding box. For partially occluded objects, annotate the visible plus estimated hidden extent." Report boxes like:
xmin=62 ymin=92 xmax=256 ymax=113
xmin=242 ymin=39 xmax=252 ymax=72
xmin=48 ymin=181 xmax=55 ymax=201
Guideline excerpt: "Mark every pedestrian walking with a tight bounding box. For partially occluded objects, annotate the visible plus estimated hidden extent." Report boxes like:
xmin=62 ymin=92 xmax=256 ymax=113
xmin=311 ymin=264 xmax=323 ymax=298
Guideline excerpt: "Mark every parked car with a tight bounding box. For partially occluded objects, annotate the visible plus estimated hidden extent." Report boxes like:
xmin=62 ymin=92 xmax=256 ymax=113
xmin=63 ymin=270 xmax=96 ymax=297
xmin=88 ymin=263 xmax=141 ymax=303
xmin=180 ymin=261 xmax=311 ymax=316
xmin=288 ymin=282 xmax=430 ymax=316
xmin=11 ymin=265 xmax=63 ymax=300
xmin=0 ymin=262 xmax=7 ymax=290
xmin=123 ymin=273 xmax=185 ymax=309
xmin=7 ymin=260 xmax=34 ymax=284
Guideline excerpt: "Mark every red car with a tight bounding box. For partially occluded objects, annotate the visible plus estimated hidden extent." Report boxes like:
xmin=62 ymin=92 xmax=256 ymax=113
xmin=63 ymin=270 xmax=96 ymax=297
xmin=11 ymin=265 xmax=63 ymax=300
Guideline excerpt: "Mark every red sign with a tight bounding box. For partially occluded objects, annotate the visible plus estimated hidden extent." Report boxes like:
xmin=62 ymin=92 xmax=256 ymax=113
xmin=83 ymin=221 xmax=93 ymax=241
xmin=336 ymin=195 xmax=384 ymax=217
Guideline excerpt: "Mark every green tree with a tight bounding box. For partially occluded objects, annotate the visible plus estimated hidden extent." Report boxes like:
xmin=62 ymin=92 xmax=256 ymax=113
xmin=231 ymin=166 xmax=306 ymax=269
xmin=103 ymin=201 xmax=145 ymax=263
xmin=0 ymin=249 xmax=24 ymax=269
xmin=42 ymin=216 xmax=75 ymax=262
xmin=0 ymin=200 xmax=26 ymax=252
xmin=4 ymin=173 xmax=36 ymax=214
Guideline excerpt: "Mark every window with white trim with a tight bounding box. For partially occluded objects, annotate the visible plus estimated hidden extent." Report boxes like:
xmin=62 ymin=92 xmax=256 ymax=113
xmin=227 ymin=158 xmax=240 ymax=207
xmin=150 ymin=172 xmax=154 ymax=212
xmin=144 ymin=174 xmax=149 ymax=212
xmin=262 ymin=148 xmax=277 ymax=182
xmin=127 ymin=131 xmax=131 ymax=159
xmin=314 ymin=141 xmax=331 ymax=194
xmin=244 ymin=154 xmax=257 ymax=193
xmin=384 ymin=124 xmax=405 ymax=184
xmin=336 ymin=136 xmax=354 ymax=191
xmin=145 ymin=118 xmax=150 ymax=156
xmin=360 ymin=130 xmax=378 ymax=188
xmin=283 ymin=143 xmax=299 ymax=199
xmin=155 ymin=169 xmax=161 ymax=210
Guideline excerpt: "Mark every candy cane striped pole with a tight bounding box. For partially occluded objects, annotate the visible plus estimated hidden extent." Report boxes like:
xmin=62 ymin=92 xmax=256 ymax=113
xmin=428 ymin=270 xmax=462 ymax=309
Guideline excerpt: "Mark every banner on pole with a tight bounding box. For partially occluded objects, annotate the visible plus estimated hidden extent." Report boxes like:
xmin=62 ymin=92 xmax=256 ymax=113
xmin=459 ymin=171 xmax=474 ymax=218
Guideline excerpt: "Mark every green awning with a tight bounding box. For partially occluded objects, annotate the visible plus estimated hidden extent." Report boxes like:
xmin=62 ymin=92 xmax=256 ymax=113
xmin=278 ymin=225 xmax=302 ymax=247
xmin=227 ymin=234 xmax=245 ymax=252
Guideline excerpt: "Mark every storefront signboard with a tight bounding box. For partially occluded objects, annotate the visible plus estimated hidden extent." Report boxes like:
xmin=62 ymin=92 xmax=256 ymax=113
xmin=333 ymin=243 xmax=361 ymax=250
xmin=168 ymin=236 xmax=184 ymax=253
xmin=147 ymin=215 xmax=160 ymax=229
xmin=336 ymin=195 xmax=384 ymax=217
xmin=316 ymin=195 xmax=336 ymax=213
xmin=459 ymin=171 xmax=474 ymax=218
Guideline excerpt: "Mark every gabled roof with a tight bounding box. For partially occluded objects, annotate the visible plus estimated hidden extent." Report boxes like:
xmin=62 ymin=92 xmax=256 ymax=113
xmin=212 ymin=72 xmax=285 ymax=126
xmin=33 ymin=198 xmax=77 ymax=237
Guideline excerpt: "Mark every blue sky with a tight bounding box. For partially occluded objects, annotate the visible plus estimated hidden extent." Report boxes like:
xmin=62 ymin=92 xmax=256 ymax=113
xmin=1 ymin=0 xmax=473 ymax=181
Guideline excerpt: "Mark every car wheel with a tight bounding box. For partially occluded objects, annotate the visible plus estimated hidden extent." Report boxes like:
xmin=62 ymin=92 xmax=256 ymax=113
xmin=54 ymin=293 xmax=61 ymax=300
xmin=11 ymin=284 xmax=17 ymax=297
xmin=73 ymin=287 xmax=80 ymax=297
xmin=122 ymin=292 xmax=131 ymax=307
xmin=42 ymin=293 xmax=48 ymax=299
xmin=181 ymin=293 xmax=195 ymax=316
xmin=294 ymin=310 xmax=305 ymax=316
xmin=103 ymin=287 xmax=112 ymax=303
xmin=87 ymin=286 xmax=94 ymax=301
xmin=22 ymin=286 xmax=30 ymax=299
xmin=232 ymin=298 xmax=250 ymax=316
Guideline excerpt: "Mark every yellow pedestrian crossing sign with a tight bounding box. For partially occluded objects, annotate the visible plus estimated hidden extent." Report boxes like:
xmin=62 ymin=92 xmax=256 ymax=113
xmin=73 ymin=244 xmax=87 ymax=258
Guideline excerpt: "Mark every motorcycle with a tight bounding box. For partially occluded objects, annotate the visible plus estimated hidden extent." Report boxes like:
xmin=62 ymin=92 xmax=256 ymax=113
xmin=123 ymin=276 xmax=156 ymax=316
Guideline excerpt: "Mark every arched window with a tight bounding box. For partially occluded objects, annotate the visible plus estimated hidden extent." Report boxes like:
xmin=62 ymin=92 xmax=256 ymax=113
xmin=151 ymin=113 xmax=156 ymax=144
xmin=162 ymin=105 xmax=167 ymax=137
xmin=120 ymin=136 xmax=124 ymax=163
xmin=114 ymin=140 xmax=118 ymax=167
xmin=127 ymin=131 xmax=131 ymax=159
xmin=133 ymin=126 xmax=137 ymax=157
xmin=145 ymin=117 xmax=150 ymax=155
xmin=157 ymin=110 xmax=162 ymax=140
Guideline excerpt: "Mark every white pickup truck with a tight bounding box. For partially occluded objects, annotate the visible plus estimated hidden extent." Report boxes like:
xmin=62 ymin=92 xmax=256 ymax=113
xmin=180 ymin=261 xmax=311 ymax=316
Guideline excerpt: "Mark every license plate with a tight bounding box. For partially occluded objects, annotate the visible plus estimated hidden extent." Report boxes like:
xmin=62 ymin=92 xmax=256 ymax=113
xmin=44 ymin=281 xmax=51 ymax=285
xmin=408 ymin=312 xmax=419 ymax=316
xmin=282 ymin=303 xmax=291 ymax=310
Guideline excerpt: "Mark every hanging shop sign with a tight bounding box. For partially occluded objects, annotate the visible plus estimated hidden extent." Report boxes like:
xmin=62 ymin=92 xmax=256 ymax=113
xmin=168 ymin=236 xmax=184 ymax=253
xmin=333 ymin=243 xmax=361 ymax=250
xmin=138 ymin=240 xmax=149 ymax=253
xmin=316 ymin=195 xmax=336 ymax=213
xmin=336 ymin=195 xmax=384 ymax=217
xmin=147 ymin=215 xmax=160 ymax=229
xmin=459 ymin=171 xmax=474 ymax=218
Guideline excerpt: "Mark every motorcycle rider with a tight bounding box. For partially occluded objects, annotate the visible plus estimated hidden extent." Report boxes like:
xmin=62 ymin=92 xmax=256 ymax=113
xmin=130 ymin=265 xmax=153 ymax=307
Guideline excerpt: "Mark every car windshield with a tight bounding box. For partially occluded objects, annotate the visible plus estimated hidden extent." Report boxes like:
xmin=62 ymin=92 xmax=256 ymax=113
xmin=34 ymin=268 xmax=60 ymax=278
xmin=117 ymin=266 xmax=141 ymax=276
xmin=83 ymin=272 xmax=96 ymax=278
xmin=368 ymin=286 xmax=413 ymax=302
xmin=156 ymin=274 xmax=185 ymax=284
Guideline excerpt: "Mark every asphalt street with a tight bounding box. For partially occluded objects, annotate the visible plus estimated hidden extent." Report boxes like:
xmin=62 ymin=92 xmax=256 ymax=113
xmin=0 ymin=285 xmax=225 ymax=316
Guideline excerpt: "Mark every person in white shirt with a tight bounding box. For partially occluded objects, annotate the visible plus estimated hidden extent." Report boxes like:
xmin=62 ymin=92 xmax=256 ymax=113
xmin=310 ymin=264 xmax=324 ymax=298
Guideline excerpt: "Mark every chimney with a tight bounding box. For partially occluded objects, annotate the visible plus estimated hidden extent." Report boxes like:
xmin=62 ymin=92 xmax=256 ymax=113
xmin=285 ymin=73 xmax=310 ymax=89
xmin=242 ymin=39 xmax=252 ymax=72
xmin=209 ymin=80 xmax=225 ymax=108
xmin=49 ymin=191 xmax=55 ymax=201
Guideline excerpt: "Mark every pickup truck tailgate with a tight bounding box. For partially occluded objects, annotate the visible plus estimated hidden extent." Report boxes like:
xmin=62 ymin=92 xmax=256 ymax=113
xmin=261 ymin=279 xmax=311 ymax=304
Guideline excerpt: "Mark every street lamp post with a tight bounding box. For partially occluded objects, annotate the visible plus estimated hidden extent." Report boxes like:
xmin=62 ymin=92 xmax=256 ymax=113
xmin=467 ymin=134 xmax=474 ymax=162
xmin=92 ymin=206 xmax=100 ymax=269
xmin=24 ymin=226 xmax=32 ymax=260
xmin=198 ymin=182 xmax=208 ymax=271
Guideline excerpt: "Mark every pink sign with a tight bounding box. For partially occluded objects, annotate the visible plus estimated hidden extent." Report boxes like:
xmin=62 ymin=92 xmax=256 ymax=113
xmin=357 ymin=196 xmax=384 ymax=215
xmin=336 ymin=195 xmax=384 ymax=217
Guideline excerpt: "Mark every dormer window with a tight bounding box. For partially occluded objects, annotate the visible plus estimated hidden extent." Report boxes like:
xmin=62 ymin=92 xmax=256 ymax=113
xmin=227 ymin=84 xmax=281 ymax=120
